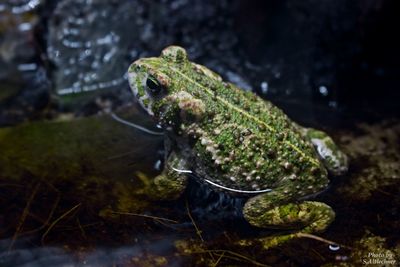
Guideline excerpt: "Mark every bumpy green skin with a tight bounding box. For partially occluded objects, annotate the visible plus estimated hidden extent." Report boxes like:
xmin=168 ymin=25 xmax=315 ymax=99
xmin=128 ymin=46 xmax=348 ymax=237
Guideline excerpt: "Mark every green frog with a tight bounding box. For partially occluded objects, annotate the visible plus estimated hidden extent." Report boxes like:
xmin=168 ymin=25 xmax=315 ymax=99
xmin=127 ymin=46 xmax=348 ymax=236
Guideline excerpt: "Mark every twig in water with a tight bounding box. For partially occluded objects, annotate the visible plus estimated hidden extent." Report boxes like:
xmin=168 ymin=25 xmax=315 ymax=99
xmin=185 ymin=200 xmax=215 ymax=262
xmin=8 ymin=182 xmax=41 ymax=251
xmin=20 ymin=192 xmax=61 ymax=236
xmin=190 ymin=249 xmax=270 ymax=267
xmin=111 ymin=211 xmax=179 ymax=224
xmin=41 ymin=203 xmax=81 ymax=245
xmin=185 ymin=200 xmax=204 ymax=242
xmin=212 ymin=251 xmax=225 ymax=267
xmin=77 ymin=218 xmax=87 ymax=240
xmin=295 ymin=232 xmax=352 ymax=250
xmin=310 ymin=248 xmax=325 ymax=261
xmin=107 ymin=150 xmax=137 ymax=161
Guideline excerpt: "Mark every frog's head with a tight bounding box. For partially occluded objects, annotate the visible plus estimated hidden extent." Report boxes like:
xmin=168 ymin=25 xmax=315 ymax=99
xmin=128 ymin=46 xmax=221 ymax=125
xmin=127 ymin=46 xmax=189 ymax=117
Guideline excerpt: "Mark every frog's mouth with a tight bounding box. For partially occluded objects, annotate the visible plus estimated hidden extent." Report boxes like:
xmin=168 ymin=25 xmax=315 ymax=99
xmin=128 ymin=71 xmax=155 ymax=116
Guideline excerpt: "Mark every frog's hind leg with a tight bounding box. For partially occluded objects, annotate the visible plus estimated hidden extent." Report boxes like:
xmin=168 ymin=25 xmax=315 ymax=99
xmin=243 ymin=190 xmax=335 ymax=234
xmin=297 ymin=125 xmax=348 ymax=176
xmin=240 ymin=196 xmax=335 ymax=249
xmin=147 ymin=152 xmax=188 ymax=200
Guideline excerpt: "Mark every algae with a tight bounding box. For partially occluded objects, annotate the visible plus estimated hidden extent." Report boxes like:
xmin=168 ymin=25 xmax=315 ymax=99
xmin=0 ymin=114 xmax=165 ymax=246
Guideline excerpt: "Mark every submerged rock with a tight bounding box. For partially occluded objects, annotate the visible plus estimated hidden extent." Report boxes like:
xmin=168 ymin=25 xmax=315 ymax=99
xmin=0 ymin=113 xmax=166 ymax=245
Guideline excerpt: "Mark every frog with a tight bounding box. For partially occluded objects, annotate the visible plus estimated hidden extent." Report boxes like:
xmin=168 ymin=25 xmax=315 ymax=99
xmin=127 ymin=45 xmax=348 ymax=237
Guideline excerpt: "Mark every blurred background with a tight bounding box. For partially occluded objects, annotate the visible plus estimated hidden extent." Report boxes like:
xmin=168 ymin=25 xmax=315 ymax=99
xmin=1 ymin=0 xmax=399 ymax=126
xmin=0 ymin=0 xmax=399 ymax=266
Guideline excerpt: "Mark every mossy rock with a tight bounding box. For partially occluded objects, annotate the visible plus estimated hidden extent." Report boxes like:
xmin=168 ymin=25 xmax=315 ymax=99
xmin=0 ymin=114 xmax=167 ymax=244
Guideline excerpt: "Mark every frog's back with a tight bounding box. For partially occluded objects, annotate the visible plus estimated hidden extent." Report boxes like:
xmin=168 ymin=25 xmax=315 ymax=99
xmin=177 ymin=63 xmax=328 ymax=193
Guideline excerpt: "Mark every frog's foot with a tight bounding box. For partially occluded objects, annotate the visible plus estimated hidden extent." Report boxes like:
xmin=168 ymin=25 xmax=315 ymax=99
xmin=301 ymin=127 xmax=348 ymax=176
xmin=146 ymin=152 xmax=188 ymax=200
xmin=242 ymin=198 xmax=335 ymax=249
xmin=243 ymin=196 xmax=335 ymax=234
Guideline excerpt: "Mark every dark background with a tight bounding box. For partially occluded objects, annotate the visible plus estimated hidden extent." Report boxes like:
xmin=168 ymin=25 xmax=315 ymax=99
xmin=1 ymin=0 xmax=399 ymax=127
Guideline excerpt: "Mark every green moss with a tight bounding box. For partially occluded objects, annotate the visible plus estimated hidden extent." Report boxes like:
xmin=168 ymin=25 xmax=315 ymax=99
xmin=0 ymin=114 xmax=163 ymax=219
xmin=130 ymin=46 xmax=324 ymax=193
xmin=337 ymin=122 xmax=400 ymax=200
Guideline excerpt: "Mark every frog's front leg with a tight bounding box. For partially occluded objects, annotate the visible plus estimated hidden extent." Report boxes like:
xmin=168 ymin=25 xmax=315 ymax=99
xmin=299 ymin=126 xmax=348 ymax=176
xmin=147 ymin=152 xmax=188 ymax=200
xmin=243 ymin=190 xmax=335 ymax=234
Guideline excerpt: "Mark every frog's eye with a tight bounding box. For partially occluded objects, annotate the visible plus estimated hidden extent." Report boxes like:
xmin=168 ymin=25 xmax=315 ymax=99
xmin=146 ymin=76 xmax=165 ymax=96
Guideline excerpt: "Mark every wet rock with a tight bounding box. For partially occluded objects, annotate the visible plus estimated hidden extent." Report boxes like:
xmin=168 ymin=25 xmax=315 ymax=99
xmin=0 ymin=0 xmax=50 ymax=125
xmin=0 ymin=1 xmax=42 ymax=67
xmin=46 ymin=0 xmax=249 ymax=110
xmin=47 ymin=0 xmax=141 ymax=101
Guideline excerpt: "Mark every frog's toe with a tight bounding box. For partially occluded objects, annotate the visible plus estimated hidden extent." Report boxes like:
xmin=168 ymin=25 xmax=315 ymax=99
xmin=305 ymin=129 xmax=349 ymax=176
xmin=299 ymin=201 xmax=335 ymax=233
xmin=314 ymin=137 xmax=348 ymax=176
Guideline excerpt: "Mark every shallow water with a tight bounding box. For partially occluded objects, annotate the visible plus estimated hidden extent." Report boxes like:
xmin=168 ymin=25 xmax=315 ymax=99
xmin=1 ymin=1 xmax=399 ymax=266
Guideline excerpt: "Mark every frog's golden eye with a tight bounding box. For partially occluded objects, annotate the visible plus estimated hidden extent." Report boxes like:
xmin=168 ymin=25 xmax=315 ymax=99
xmin=146 ymin=75 xmax=165 ymax=96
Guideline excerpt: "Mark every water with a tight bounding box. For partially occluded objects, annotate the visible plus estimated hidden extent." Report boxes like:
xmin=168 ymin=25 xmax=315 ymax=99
xmin=1 ymin=0 xmax=400 ymax=266
xmin=47 ymin=0 xmax=138 ymax=96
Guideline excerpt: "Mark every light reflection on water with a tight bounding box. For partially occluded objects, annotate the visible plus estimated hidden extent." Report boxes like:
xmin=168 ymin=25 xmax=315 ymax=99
xmin=0 ymin=236 xmax=181 ymax=267
xmin=47 ymin=0 xmax=140 ymax=96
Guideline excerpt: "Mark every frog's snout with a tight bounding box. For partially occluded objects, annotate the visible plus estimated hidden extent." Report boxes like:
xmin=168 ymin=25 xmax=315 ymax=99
xmin=127 ymin=66 xmax=139 ymax=98
xmin=128 ymin=64 xmax=155 ymax=116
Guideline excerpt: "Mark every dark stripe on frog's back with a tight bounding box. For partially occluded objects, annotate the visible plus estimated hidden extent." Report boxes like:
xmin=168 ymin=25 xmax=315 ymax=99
xmin=172 ymin=64 xmax=324 ymax=191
